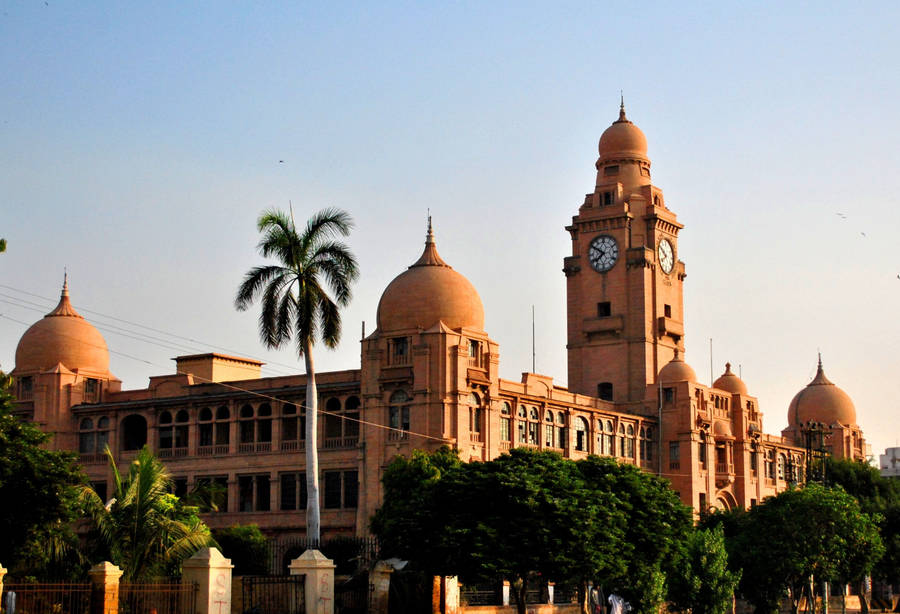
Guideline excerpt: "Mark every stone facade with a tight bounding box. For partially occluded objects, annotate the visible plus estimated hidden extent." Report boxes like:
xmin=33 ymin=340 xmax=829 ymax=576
xmin=9 ymin=105 xmax=868 ymax=537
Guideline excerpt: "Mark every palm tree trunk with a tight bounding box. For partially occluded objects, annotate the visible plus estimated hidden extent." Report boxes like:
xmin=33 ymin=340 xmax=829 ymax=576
xmin=304 ymin=342 xmax=321 ymax=543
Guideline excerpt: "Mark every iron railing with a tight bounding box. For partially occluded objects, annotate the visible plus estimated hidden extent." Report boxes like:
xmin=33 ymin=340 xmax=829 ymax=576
xmin=118 ymin=581 xmax=197 ymax=614
xmin=1 ymin=582 xmax=91 ymax=614
xmin=242 ymin=575 xmax=305 ymax=614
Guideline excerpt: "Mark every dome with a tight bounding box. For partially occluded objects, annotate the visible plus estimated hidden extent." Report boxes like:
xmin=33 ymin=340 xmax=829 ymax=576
xmin=658 ymin=350 xmax=697 ymax=384
xmin=787 ymin=357 xmax=856 ymax=428
xmin=714 ymin=362 xmax=748 ymax=395
xmin=598 ymin=100 xmax=649 ymax=163
xmin=376 ymin=221 xmax=485 ymax=333
xmin=14 ymin=278 xmax=110 ymax=374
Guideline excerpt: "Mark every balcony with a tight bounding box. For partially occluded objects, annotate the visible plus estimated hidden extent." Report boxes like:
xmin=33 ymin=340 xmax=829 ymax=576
xmin=198 ymin=444 xmax=229 ymax=457
xmin=158 ymin=447 xmax=188 ymax=459
xmin=388 ymin=430 xmax=409 ymax=442
xmin=238 ymin=442 xmax=272 ymax=453
xmin=281 ymin=440 xmax=305 ymax=452
xmin=657 ymin=316 xmax=684 ymax=340
xmin=323 ymin=436 xmax=359 ymax=450
xmin=80 ymin=453 xmax=106 ymax=465
xmin=469 ymin=432 xmax=483 ymax=444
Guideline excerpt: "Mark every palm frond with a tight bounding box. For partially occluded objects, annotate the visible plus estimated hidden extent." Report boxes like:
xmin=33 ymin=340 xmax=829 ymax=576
xmin=259 ymin=273 xmax=292 ymax=348
xmin=318 ymin=294 xmax=342 ymax=348
xmin=235 ymin=265 xmax=290 ymax=311
xmin=310 ymin=240 xmax=359 ymax=305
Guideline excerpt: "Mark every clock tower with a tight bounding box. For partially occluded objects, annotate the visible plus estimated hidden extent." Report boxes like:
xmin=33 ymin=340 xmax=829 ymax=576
xmin=564 ymin=102 xmax=686 ymax=404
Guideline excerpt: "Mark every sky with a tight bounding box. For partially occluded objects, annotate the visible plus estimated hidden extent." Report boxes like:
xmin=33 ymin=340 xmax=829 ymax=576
xmin=1 ymin=2 xmax=899 ymax=460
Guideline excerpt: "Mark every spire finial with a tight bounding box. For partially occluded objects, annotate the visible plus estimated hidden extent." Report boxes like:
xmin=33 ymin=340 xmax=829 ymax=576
xmin=619 ymin=91 xmax=627 ymax=121
xmin=62 ymin=268 xmax=69 ymax=297
xmin=817 ymin=351 xmax=823 ymax=371
xmin=426 ymin=209 xmax=434 ymax=244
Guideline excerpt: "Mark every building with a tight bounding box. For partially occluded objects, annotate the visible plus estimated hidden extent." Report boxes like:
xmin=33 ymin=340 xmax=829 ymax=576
xmin=880 ymin=448 xmax=900 ymax=479
xmin=9 ymin=104 xmax=869 ymax=538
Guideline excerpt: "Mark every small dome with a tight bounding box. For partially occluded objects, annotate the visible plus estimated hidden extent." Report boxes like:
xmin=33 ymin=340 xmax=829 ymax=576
xmin=713 ymin=420 xmax=734 ymax=439
xmin=658 ymin=350 xmax=697 ymax=384
xmin=787 ymin=357 xmax=856 ymax=428
xmin=598 ymin=101 xmax=649 ymax=163
xmin=14 ymin=278 xmax=110 ymax=374
xmin=714 ymin=363 xmax=748 ymax=395
xmin=376 ymin=221 xmax=485 ymax=333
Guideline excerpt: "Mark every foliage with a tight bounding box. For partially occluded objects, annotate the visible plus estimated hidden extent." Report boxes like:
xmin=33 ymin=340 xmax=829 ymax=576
xmin=236 ymin=207 xmax=358 ymax=542
xmin=668 ymin=526 xmax=741 ymax=614
xmin=706 ymin=484 xmax=883 ymax=614
xmin=80 ymin=446 xmax=214 ymax=580
xmin=212 ymin=525 xmax=270 ymax=575
xmin=0 ymin=237 xmax=5 ymax=252
xmin=825 ymin=457 xmax=900 ymax=579
xmin=372 ymin=448 xmax=691 ymax=614
xmin=0 ymin=372 xmax=87 ymax=577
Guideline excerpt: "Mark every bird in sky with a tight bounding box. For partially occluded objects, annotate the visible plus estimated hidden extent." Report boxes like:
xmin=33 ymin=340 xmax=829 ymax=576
xmin=836 ymin=212 xmax=847 ymax=219
xmin=278 ymin=160 xmax=285 ymax=164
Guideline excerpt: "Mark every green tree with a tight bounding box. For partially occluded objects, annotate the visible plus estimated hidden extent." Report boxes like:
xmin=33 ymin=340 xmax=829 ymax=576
xmin=668 ymin=526 xmax=741 ymax=614
xmin=0 ymin=372 xmax=86 ymax=576
xmin=236 ymin=207 xmax=358 ymax=542
xmin=577 ymin=456 xmax=693 ymax=614
xmin=712 ymin=484 xmax=883 ymax=614
xmin=80 ymin=447 xmax=214 ymax=580
xmin=212 ymin=525 xmax=270 ymax=575
xmin=0 ymin=238 xmax=6 ymax=252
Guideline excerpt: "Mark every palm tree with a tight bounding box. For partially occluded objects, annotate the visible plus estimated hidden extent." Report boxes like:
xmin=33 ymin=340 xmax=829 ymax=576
xmin=80 ymin=446 xmax=214 ymax=580
xmin=235 ymin=207 xmax=358 ymax=543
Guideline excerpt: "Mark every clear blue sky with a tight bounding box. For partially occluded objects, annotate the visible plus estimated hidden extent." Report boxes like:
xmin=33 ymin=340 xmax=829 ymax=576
xmin=2 ymin=2 xmax=899 ymax=459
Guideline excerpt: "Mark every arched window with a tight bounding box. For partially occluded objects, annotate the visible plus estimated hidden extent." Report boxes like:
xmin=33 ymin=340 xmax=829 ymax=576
xmin=280 ymin=403 xmax=304 ymax=451
xmin=345 ymin=396 xmax=361 ymax=440
xmin=388 ymin=390 xmax=410 ymax=441
xmin=777 ymin=453 xmax=786 ymax=481
xmin=159 ymin=410 xmax=188 ymax=456
xmin=617 ymin=423 xmax=626 ymax=457
xmin=239 ymin=404 xmax=255 ymax=449
xmin=469 ymin=393 xmax=483 ymax=439
xmin=158 ymin=411 xmax=174 ymax=450
xmin=625 ymin=424 xmax=635 ymax=458
xmin=699 ymin=431 xmax=708 ymax=468
xmin=121 ymin=414 xmax=147 ymax=451
xmin=517 ymin=405 xmax=528 ymax=444
xmin=556 ymin=412 xmax=567 ymax=449
xmin=528 ymin=407 xmax=540 ymax=445
xmin=639 ymin=426 xmax=653 ymax=462
xmin=544 ymin=410 xmax=555 ymax=447
xmin=500 ymin=402 xmax=512 ymax=444
xmin=324 ymin=398 xmax=343 ymax=439
xmin=574 ymin=417 xmax=588 ymax=452
xmin=257 ymin=404 xmax=272 ymax=445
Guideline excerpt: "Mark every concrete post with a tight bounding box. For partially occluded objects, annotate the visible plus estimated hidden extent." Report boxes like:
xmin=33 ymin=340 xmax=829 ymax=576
xmin=183 ymin=547 xmax=234 ymax=614
xmin=502 ymin=580 xmax=510 ymax=606
xmin=369 ymin=561 xmax=393 ymax=614
xmin=89 ymin=561 xmax=123 ymax=614
xmin=548 ymin=581 xmax=555 ymax=604
xmin=289 ymin=549 xmax=336 ymax=614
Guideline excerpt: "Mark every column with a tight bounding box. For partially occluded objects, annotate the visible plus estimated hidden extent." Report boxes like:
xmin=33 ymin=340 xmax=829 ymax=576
xmin=89 ymin=561 xmax=123 ymax=614
xmin=369 ymin=561 xmax=393 ymax=614
xmin=289 ymin=549 xmax=336 ymax=614
xmin=183 ymin=547 xmax=234 ymax=614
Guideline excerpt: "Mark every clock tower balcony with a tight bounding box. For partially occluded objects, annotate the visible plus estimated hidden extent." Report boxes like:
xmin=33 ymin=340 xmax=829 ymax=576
xmin=657 ymin=316 xmax=684 ymax=340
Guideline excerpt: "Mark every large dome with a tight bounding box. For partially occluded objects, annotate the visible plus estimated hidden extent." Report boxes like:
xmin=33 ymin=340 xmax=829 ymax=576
xmin=14 ymin=279 xmax=110 ymax=374
xmin=713 ymin=363 xmax=748 ymax=395
xmin=787 ymin=358 xmax=856 ymax=427
xmin=658 ymin=350 xmax=697 ymax=384
xmin=598 ymin=101 xmax=649 ymax=163
xmin=376 ymin=222 xmax=484 ymax=333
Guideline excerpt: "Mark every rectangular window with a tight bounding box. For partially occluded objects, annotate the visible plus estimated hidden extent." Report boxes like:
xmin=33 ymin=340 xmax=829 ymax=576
xmin=500 ymin=417 xmax=511 ymax=442
xmin=699 ymin=493 xmax=707 ymax=512
xmin=663 ymin=387 xmax=675 ymax=404
xmin=280 ymin=472 xmax=307 ymax=511
xmin=92 ymin=481 xmax=108 ymax=501
xmin=528 ymin=422 xmax=539 ymax=445
xmin=545 ymin=424 xmax=554 ymax=447
xmin=200 ymin=423 xmax=213 ymax=447
xmin=597 ymin=382 xmax=613 ymax=401
xmin=173 ymin=477 xmax=188 ymax=498
xmin=391 ymin=337 xmax=409 ymax=364
xmin=517 ymin=420 xmax=527 ymax=444
xmin=669 ymin=441 xmax=680 ymax=470
xmin=699 ymin=439 xmax=707 ymax=468
xmin=664 ymin=304 xmax=672 ymax=318
xmin=239 ymin=476 xmax=254 ymax=512
xmin=603 ymin=191 xmax=613 ymax=205
xmin=469 ymin=340 xmax=480 ymax=358
xmin=750 ymin=452 xmax=758 ymax=473
xmin=239 ymin=475 xmax=269 ymax=512
xmin=324 ymin=472 xmax=342 ymax=509
xmin=18 ymin=375 xmax=33 ymax=399
xmin=240 ymin=421 xmax=254 ymax=444
xmin=198 ymin=476 xmax=228 ymax=512
xmin=604 ymin=166 xmax=619 ymax=177
xmin=597 ymin=302 xmax=611 ymax=318
xmin=343 ymin=471 xmax=359 ymax=509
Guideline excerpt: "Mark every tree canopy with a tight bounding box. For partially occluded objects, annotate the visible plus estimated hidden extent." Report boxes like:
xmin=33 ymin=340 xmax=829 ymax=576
xmin=0 ymin=372 xmax=86 ymax=576
xmin=372 ymin=447 xmax=692 ymax=614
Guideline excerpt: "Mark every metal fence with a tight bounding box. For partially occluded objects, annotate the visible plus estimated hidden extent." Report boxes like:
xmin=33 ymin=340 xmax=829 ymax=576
xmin=266 ymin=536 xmax=380 ymax=575
xmin=1 ymin=582 xmax=92 ymax=614
xmin=242 ymin=575 xmax=306 ymax=614
xmin=117 ymin=581 xmax=197 ymax=614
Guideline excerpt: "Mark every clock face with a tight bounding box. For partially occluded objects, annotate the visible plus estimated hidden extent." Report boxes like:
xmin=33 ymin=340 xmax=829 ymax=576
xmin=588 ymin=235 xmax=619 ymax=273
xmin=658 ymin=238 xmax=675 ymax=274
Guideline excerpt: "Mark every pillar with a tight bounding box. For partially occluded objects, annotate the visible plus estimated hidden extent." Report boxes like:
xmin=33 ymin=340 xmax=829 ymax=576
xmin=432 ymin=576 xmax=459 ymax=614
xmin=0 ymin=563 xmax=7 ymax=601
xmin=369 ymin=561 xmax=393 ymax=614
xmin=183 ymin=547 xmax=234 ymax=614
xmin=89 ymin=561 xmax=123 ymax=614
xmin=289 ymin=549 xmax=336 ymax=614
xmin=502 ymin=580 xmax=510 ymax=607
xmin=548 ymin=581 xmax=555 ymax=604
